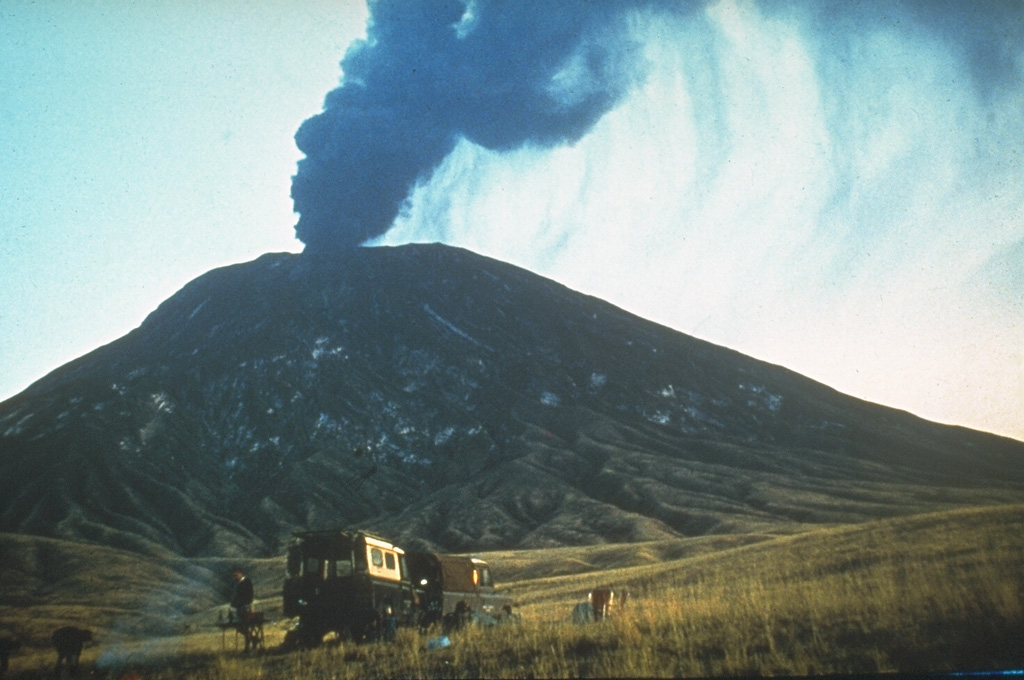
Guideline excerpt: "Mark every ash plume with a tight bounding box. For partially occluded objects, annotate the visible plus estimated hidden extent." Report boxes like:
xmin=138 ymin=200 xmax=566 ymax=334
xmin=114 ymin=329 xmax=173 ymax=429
xmin=291 ymin=0 xmax=1021 ymax=255
xmin=291 ymin=0 xmax=680 ymax=252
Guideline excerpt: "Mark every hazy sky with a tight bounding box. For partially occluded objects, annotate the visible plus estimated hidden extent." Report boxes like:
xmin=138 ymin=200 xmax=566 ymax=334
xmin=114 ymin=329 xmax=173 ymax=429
xmin=2 ymin=0 xmax=362 ymax=397
xmin=2 ymin=1 xmax=1022 ymax=442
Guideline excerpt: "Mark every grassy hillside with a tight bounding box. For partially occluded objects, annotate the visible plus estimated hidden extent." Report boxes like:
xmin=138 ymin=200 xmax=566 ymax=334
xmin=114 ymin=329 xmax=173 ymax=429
xmin=3 ymin=504 xmax=1023 ymax=677
xmin=0 ymin=535 xmax=284 ymax=660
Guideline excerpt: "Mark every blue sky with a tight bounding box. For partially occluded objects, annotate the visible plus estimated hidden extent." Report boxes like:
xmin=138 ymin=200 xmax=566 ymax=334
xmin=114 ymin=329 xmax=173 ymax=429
xmin=2 ymin=1 xmax=1022 ymax=442
xmin=1 ymin=0 xmax=364 ymax=398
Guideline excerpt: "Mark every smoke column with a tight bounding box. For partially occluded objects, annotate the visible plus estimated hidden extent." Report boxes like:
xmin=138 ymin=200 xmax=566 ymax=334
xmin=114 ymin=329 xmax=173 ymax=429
xmin=291 ymin=0 xmax=686 ymax=252
xmin=363 ymin=0 xmax=1022 ymax=440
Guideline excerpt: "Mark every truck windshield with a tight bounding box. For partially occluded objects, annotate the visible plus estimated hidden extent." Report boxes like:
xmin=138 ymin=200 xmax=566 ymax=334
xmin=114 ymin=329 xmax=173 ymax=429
xmin=304 ymin=558 xmax=325 ymax=578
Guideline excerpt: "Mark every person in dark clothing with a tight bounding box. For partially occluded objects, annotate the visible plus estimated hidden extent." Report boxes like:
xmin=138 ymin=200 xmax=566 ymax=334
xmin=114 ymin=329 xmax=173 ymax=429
xmin=230 ymin=568 xmax=254 ymax=621
xmin=382 ymin=606 xmax=398 ymax=642
xmin=442 ymin=600 xmax=473 ymax=634
xmin=51 ymin=627 xmax=92 ymax=672
xmin=0 ymin=636 xmax=21 ymax=677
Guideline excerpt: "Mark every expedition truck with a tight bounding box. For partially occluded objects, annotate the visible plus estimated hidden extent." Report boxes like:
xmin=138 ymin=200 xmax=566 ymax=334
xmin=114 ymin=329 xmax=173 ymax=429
xmin=406 ymin=552 xmax=515 ymax=629
xmin=283 ymin=529 xmax=515 ymax=646
xmin=283 ymin=530 xmax=415 ymax=646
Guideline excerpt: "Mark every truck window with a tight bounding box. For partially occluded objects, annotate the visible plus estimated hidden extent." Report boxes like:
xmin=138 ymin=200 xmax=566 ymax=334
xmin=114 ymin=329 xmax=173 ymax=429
xmin=304 ymin=557 xmax=326 ymax=579
xmin=367 ymin=546 xmax=402 ymax=581
xmin=332 ymin=559 xmax=352 ymax=577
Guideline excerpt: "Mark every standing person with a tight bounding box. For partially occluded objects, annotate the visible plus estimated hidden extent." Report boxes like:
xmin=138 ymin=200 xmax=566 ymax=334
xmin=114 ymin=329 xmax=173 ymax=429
xmin=51 ymin=627 xmax=92 ymax=673
xmin=230 ymin=568 xmax=254 ymax=621
xmin=0 ymin=636 xmax=21 ymax=677
xmin=382 ymin=606 xmax=398 ymax=642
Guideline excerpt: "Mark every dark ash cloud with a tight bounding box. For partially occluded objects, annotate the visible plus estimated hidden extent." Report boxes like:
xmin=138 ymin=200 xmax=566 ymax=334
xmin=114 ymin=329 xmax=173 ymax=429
xmin=291 ymin=0 xmax=1022 ymax=254
xmin=291 ymin=0 xmax=677 ymax=252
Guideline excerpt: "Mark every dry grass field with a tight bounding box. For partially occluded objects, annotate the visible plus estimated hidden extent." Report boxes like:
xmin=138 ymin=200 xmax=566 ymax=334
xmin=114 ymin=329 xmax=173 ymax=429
xmin=3 ymin=503 xmax=1024 ymax=678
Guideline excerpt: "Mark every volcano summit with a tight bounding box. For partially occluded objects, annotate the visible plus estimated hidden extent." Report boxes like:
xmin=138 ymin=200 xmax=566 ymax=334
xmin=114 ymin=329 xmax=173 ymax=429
xmin=1 ymin=244 xmax=1022 ymax=559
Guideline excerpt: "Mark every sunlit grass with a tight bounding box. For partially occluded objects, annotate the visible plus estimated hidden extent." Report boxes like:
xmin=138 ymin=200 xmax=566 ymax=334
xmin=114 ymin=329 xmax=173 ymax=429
xmin=4 ymin=504 xmax=1023 ymax=677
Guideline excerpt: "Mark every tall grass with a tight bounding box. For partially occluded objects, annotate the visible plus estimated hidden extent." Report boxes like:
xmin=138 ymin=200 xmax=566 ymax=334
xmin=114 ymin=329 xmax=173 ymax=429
xmin=7 ymin=504 xmax=1024 ymax=678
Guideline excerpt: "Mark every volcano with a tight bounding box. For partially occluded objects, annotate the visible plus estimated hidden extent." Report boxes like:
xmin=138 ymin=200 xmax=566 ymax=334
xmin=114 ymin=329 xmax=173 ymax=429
xmin=2 ymin=244 xmax=1022 ymax=558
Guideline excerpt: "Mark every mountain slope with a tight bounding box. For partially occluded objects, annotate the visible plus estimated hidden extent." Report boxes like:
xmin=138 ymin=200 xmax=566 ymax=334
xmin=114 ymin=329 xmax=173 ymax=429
xmin=2 ymin=244 xmax=1022 ymax=557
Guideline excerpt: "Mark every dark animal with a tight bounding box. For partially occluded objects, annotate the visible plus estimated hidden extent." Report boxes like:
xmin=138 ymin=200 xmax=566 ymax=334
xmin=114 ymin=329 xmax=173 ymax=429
xmin=51 ymin=627 xmax=92 ymax=670
xmin=0 ymin=636 xmax=21 ymax=676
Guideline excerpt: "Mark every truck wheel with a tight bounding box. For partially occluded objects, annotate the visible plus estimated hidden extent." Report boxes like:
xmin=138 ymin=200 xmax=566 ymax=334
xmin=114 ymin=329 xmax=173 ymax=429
xmin=299 ymin=625 xmax=326 ymax=648
xmin=282 ymin=629 xmax=301 ymax=650
xmin=353 ymin=610 xmax=381 ymax=642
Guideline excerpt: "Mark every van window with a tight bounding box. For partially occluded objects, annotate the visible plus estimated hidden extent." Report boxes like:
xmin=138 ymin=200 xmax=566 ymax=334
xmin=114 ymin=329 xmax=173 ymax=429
xmin=366 ymin=546 xmax=402 ymax=581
